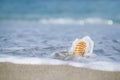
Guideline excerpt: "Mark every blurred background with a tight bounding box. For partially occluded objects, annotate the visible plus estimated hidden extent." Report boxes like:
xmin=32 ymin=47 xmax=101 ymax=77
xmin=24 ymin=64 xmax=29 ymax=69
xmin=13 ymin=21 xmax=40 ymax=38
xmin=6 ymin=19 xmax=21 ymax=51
xmin=0 ymin=0 xmax=120 ymax=22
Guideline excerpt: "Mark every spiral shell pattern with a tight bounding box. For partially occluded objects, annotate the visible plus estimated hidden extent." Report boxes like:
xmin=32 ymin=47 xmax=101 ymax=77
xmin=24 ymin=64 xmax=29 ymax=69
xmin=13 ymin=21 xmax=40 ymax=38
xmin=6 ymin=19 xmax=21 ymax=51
xmin=74 ymin=41 xmax=86 ymax=56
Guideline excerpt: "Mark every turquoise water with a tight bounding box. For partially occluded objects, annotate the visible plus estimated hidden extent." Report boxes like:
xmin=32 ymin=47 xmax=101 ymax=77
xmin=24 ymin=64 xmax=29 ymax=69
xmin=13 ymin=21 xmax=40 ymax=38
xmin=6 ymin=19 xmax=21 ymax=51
xmin=0 ymin=0 xmax=120 ymax=23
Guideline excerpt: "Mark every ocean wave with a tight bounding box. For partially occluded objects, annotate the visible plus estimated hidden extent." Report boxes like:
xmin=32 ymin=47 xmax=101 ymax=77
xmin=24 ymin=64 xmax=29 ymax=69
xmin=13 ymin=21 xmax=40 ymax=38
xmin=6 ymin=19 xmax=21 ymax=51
xmin=39 ymin=18 xmax=113 ymax=25
xmin=0 ymin=17 xmax=115 ymax=25
xmin=0 ymin=55 xmax=120 ymax=71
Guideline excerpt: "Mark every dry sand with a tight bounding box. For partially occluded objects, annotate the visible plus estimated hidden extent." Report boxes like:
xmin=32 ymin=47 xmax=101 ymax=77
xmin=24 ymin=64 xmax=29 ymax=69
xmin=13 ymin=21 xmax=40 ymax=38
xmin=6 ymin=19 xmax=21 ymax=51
xmin=0 ymin=62 xmax=120 ymax=80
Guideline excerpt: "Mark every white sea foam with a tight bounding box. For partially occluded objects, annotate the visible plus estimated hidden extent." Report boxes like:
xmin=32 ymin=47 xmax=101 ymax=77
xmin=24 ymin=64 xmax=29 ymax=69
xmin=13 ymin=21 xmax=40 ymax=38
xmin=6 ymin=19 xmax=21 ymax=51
xmin=0 ymin=47 xmax=28 ymax=50
xmin=0 ymin=46 xmax=46 ymax=51
xmin=39 ymin=18 xmax=113 ymax=25
xmin=0 ymin=18 xmax=114 ymax=25
xmin=0 ymin=56 xmax=66 ymax=65
xmin=0 ymin=56 xmax=120 ymax=71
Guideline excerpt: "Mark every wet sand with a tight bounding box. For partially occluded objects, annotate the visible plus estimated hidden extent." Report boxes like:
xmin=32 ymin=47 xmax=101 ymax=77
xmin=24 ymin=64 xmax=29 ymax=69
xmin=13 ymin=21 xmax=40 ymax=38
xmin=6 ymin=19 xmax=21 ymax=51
xmin=0 ymin=62 xmax=120 ymax=80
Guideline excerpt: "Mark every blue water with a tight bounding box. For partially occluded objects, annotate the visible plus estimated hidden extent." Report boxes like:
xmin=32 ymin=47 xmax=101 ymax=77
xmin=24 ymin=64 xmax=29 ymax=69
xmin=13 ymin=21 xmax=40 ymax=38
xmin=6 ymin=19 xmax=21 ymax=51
xmin=0 ymin=0 xmax=120 ymax=71
xmin=0 ymin=0 xmax=120 ymax=22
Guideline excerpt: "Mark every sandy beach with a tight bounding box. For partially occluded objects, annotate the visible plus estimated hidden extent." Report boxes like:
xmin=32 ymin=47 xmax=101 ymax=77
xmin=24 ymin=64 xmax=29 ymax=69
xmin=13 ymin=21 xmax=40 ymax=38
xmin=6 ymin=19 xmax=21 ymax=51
xmin=0 ymin=62 xmax=120 ymax=80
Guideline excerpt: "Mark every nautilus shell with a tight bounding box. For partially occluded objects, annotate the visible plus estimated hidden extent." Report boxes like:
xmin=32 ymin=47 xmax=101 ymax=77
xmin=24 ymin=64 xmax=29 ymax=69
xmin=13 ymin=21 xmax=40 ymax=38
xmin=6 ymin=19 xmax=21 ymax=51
xmin=69 ymin=36 xmax=94 ymax=57
xmin=74 ymin=41 xmax=86 ymax=56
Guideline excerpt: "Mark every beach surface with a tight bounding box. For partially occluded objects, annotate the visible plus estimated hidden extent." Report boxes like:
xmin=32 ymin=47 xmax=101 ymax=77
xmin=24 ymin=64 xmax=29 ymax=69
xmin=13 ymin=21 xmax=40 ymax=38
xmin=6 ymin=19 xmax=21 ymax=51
xmin=0 ymin=62 xmax=120 ymax=80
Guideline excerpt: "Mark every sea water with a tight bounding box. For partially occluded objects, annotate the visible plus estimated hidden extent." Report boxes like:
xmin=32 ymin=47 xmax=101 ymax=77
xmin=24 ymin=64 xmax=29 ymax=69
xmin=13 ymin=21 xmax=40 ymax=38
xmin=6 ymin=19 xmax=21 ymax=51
xmin=0 ymin=0 xmax=120 ymax=71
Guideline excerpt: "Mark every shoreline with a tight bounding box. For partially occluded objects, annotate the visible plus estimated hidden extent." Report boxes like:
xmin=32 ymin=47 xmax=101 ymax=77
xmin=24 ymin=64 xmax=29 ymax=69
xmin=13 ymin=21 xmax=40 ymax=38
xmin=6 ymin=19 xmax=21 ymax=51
xmin=0 ymin=62 xmax=120 ymax=80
